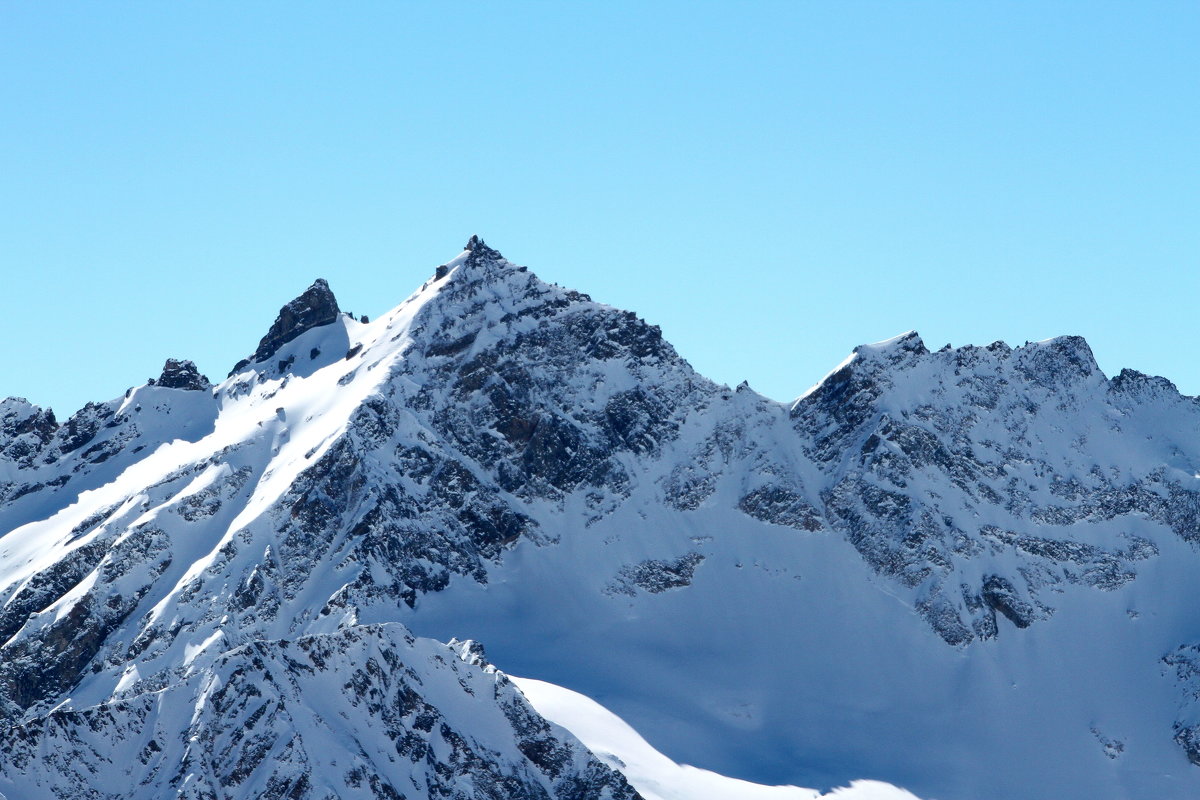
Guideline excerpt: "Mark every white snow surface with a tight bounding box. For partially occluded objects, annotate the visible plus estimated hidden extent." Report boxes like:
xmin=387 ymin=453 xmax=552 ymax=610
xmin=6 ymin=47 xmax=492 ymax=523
xmin=511 ymin=676 xmax=922 ymax=800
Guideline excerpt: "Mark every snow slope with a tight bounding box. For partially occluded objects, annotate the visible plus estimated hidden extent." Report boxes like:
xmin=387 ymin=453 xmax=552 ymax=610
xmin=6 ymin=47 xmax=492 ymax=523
xmin=3 ymin=236 xmax=1200 ymax=798
xmin=511 ymin=676 xmax=921 ymax=800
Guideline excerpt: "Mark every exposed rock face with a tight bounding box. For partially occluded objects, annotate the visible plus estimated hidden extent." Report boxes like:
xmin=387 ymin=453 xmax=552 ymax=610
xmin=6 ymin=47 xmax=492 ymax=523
xmin=230 ymin=278 xmax=341 ymax=374
xmin=790 ymin=332 xmax=1186 ymax=646
xmin=409 ymin=237 xmax=694 ymax=509
xmin=606 ymin=553 xmax=705 ymax=595
xmin=465 ymin=233 xmax=502 ymax=263
xmin=156 ymin=358 xmax=211 ymax=390
xmin=0 ymin=398 xmax=58 ymax=469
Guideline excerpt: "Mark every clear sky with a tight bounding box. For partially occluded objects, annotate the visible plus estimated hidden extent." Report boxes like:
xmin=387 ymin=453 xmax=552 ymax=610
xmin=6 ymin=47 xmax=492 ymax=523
xmin=2 ymin=2 xmax=1196 ymax=417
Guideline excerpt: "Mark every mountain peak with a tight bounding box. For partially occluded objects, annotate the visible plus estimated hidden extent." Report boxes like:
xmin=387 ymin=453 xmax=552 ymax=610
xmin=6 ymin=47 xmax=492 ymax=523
xmin=463 ymin=234 xmax=504 ymax=266
xmin=155 ymin=359 xmax=211 ymax=391
xmin=1012 ymin=334 xmax=1101 ymax=387
xmin=432 ymin=236 xmax=507 ymax=281
xmin=853 ymin=330 xmax=928 ymax=362
xmin=229 ymin=278 xmax=341 ymax=375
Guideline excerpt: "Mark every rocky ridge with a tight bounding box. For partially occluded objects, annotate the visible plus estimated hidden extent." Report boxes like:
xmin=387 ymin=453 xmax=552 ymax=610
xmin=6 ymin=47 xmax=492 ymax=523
xmin=0 ymin=624 xmax=639 ymax=800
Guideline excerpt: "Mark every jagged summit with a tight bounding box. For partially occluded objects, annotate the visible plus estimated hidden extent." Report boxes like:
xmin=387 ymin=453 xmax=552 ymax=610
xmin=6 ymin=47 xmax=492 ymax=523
xmin=799 ymin=330 xmax=1107 ymax=408
xmin=463 ymin=233 xmax=504 ymax=265
xmin=229 ymin=278 xmax=341 ymax=375
xmin=0 ymin=399 xmax=58 ymax=462
xmin=154 ymin=358 xmax=210 ymax=391
xmin=855 ymin=330 xmax=927 ymax=357
xmin=434 ymin=234 xmax=510 ymax=281
xmin=838 ymin=330 xmax=1099 ymax=374
xmin=1110 ymin=367 xmax=1189 ymax=402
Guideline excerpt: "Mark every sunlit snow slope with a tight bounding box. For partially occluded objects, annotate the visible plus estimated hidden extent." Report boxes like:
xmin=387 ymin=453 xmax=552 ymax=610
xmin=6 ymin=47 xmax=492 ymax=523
xmin=511 ymin=676 xmax=921 ymax=800
xmin=3 ymin=236 xmax=1200 ymax=799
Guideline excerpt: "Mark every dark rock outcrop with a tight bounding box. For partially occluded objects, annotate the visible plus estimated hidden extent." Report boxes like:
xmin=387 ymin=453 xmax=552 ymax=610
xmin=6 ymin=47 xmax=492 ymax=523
xmin=230 ymin=278 xmax=340 ymax=374
xmin=156 ymin=359 xmax=211 ymax=391
xmin=738 ymin=486 xmax=822 ymax=531
xmin=607 ymin=553 xmax=705 ymax=596
xmin=980 ymin=574 xmax=1035 ymax=629
xmin=464 ymin=233 xmax=502 ymax=265
xmin=0 ymin=399 xmax=58 ymax=469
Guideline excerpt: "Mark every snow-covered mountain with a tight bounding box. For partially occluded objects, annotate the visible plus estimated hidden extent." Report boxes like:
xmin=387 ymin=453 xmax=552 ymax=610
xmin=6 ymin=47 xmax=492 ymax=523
xmin=3 ymin=236 xmax=1200 ymax=799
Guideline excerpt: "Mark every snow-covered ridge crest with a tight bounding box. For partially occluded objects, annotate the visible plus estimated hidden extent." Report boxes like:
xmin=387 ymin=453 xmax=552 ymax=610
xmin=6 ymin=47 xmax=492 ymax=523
xmin=797 ymin=330 xmax=1109 ymax=405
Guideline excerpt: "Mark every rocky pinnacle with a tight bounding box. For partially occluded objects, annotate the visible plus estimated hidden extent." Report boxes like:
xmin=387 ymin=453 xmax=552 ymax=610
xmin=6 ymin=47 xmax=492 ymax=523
xmin=229 ymin=278 xmax=341 ymax=375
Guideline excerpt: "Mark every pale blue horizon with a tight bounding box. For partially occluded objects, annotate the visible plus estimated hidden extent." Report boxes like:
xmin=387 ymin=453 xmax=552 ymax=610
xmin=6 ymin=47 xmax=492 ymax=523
xmin=2 ymin=2 xmax=1196 ymax=416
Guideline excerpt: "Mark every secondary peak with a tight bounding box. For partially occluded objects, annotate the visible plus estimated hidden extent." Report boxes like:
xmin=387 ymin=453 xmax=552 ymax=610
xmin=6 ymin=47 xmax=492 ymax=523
xmin=229 ymin=278 xmax=342 ymax=375
xmin=155 ymin=359 xmax=211 ymax=391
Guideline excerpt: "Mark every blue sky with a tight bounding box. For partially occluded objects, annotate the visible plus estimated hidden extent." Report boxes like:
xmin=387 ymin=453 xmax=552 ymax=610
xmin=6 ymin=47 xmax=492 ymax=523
xmin=2 ymin=3 xmax=1196 ymax=416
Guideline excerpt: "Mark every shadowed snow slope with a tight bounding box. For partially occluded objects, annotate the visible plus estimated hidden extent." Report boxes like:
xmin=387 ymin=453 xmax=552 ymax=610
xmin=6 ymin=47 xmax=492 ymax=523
xmin=3 ymin=237 xmax=1200 ymax=799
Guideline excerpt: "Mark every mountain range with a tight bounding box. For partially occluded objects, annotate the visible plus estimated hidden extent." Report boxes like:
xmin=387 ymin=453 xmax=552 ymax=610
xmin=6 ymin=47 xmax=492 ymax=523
xmin=3 ymin=237 xmax=1200 ymax=799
